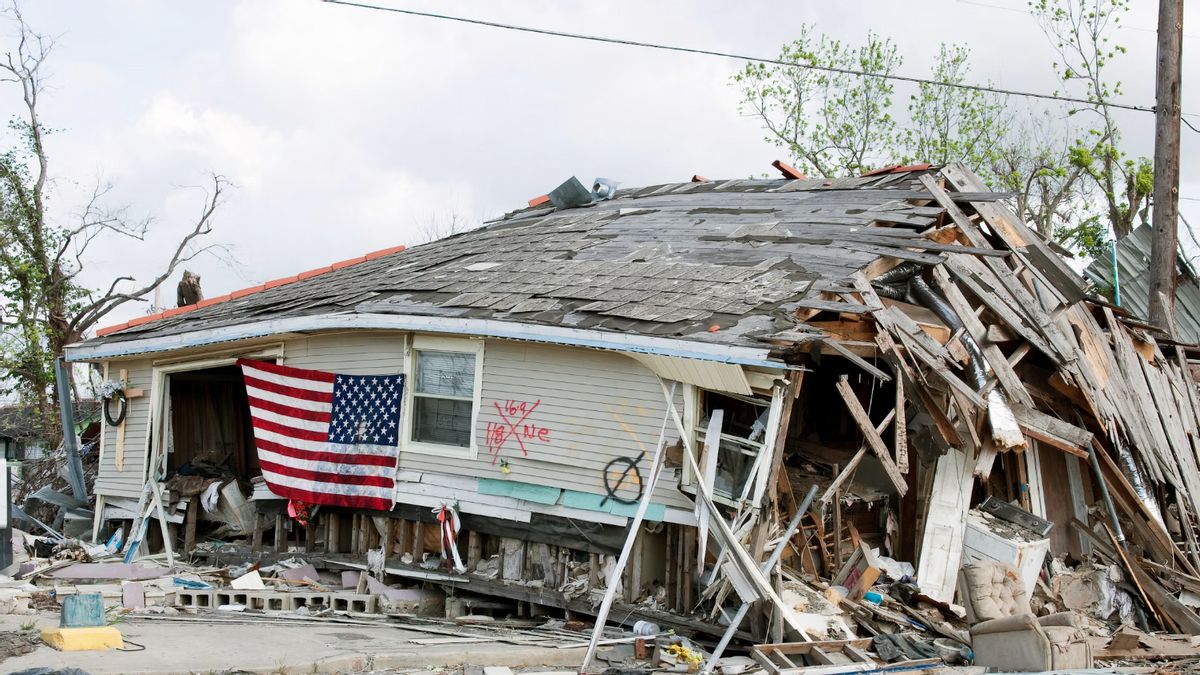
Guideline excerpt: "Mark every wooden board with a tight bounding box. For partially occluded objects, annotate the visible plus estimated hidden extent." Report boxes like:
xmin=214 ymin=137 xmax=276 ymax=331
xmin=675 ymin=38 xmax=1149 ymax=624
xmin=835 ymin=376 xmax=907 ymax=496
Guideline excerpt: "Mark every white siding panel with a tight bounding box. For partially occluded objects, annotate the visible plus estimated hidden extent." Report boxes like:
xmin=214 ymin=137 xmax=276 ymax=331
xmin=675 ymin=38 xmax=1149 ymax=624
xmin=399 ymin=340 xmax=693 ymax=508
xmin=283 ymin=332 xmax=405 ymax=374
xmin=94 ymin=359 xmax=155 ymax=499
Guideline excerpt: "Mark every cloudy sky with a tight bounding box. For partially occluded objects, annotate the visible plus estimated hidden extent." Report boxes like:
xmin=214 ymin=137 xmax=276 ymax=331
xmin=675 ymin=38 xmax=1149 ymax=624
xmin=9 ymin=0 xmax=1199 ymax=331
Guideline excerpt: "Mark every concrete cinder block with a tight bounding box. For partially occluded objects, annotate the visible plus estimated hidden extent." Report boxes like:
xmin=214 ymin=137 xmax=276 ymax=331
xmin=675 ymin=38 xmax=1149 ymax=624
xmin=174 ymin=590 xmax=215 ymax=609
xmin=331 ymin=593 xmax=376 ymax=613
xmin=379 ymin=588 xmax=445 ymax=617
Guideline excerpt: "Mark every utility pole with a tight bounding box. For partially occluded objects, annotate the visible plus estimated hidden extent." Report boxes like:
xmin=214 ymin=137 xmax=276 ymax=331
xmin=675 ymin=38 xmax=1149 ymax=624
xmin=1148 ymin=0 xmax=1184 ymax=334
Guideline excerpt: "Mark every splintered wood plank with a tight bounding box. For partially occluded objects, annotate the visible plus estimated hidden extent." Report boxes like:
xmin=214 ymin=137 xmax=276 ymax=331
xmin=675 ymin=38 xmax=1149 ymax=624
xmin=835 ymin=376 xmax=907 ymax=496
xmin=873 ymin=330 xmax=961 ymax=447
xmin=793 ymin=297 xmax=875 ymax=315
xmin=940 ymin=162 xmax=1083 ymax=304
xmin=819 ymin=337 xmax=891 ymax=381
xmin=894 ymin=374 xmax=908 ymax=473
xmin=1008 ymin=404 xmax=1091 ymax=459
xmin=929 ymin=265 xmax=1035 ymax=409
xmin=943 ymin=255 xmax=1059 ymax=360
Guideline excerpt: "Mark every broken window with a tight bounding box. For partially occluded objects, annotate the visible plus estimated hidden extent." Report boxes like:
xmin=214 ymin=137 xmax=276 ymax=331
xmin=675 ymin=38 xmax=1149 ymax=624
xmin=692 ymin=389 xmax=772 ymax=505
xmin=407 ymin=337 xmax=482 ymax=452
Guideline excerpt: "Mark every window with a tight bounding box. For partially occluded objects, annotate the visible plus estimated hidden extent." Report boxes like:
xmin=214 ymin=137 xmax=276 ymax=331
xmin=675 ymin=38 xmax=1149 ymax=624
xmin=682 ymin=386 xmax=777 ymax=508
xmin=405 ymin=336 xmax=483 ymax=457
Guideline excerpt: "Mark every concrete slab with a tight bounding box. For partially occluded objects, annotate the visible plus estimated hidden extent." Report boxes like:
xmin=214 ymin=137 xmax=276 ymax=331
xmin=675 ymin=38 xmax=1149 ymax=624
xmin=0 ymin=612 xmax=594 ymax=674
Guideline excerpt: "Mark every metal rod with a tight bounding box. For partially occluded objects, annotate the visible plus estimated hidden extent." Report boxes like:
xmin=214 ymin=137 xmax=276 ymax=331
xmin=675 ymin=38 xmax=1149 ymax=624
xmin=702 ymin=485 xmax=819 ymax=673
xmin=54 ymin=357 xmax=88 ymax=501
xmin=1111 ymin=239 xmax=1121 ymax=307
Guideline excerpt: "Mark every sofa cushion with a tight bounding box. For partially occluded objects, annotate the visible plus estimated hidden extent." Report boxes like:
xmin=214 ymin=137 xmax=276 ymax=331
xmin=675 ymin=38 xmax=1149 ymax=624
xmin=962 ymin=562 xmax=1028 ymax=621
xmin=1042 ymin=625 xmax=1081 ymax=650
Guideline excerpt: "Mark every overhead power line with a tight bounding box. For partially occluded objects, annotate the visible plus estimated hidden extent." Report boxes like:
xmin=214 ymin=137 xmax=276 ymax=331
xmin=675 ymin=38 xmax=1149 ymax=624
xmin=323 ymin=0 xmax=1192 ymax=120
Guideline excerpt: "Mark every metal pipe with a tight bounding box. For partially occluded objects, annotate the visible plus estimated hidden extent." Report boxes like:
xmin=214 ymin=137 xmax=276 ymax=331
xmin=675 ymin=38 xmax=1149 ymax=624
xmin=702 ymin=485 xmax=819 ymax=673
xmin=1111 ymin=239 xmax=1121 ymax=307
xmin=1088 ymin=442 xmax=1127 ymax=549
xmin=54 ymin=357 xmax=87 ymax=502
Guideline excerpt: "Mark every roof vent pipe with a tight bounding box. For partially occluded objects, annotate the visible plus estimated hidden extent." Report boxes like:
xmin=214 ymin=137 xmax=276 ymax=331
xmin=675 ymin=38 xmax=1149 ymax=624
xmin=547 ymin=176 xmax=622 ymax=210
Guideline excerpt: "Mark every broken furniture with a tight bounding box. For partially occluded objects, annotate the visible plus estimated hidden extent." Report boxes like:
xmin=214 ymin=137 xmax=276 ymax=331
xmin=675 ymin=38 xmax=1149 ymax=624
xmin=958 ymin=561 xmax=1092 ymax=671
xmin=962 ymin=507 xmax=1050 ymax=596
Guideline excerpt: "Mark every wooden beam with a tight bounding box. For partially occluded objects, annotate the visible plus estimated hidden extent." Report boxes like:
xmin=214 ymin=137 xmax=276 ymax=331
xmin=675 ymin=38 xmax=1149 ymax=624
xmin=835 ymin=376 xmax=907 ymax=496
xmin=1009 ymin=404 xmax=1092 ymax=459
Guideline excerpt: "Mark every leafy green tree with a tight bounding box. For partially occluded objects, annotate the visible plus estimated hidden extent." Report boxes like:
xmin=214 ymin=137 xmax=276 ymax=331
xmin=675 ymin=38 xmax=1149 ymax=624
xmin=1031 ymin=0 xmax=1152 ymax=244
xmin=0 ymin=4 xmax=226 ymax=441
xmin=733 ymin=27 xmax=900 ymax=178
xmin=903 ymin=44 xmax=1008 ymax=179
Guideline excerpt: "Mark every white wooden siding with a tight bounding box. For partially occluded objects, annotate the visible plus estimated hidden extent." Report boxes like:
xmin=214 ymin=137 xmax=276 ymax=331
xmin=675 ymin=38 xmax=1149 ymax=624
xmin=92 ymin=332 xmax=694 ymax=512
xmin=282 ymin=332 xmax=406 ymax=374
xmin=400 ymin=339 xmax=694 ymax=510
xmin=94 ymin=359 xmax=155 ymax=499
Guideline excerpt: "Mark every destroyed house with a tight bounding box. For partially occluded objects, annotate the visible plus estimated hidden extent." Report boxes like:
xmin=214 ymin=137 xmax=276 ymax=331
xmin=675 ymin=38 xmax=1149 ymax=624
xmin=64 ymin=162 xmax=1200 ymax=642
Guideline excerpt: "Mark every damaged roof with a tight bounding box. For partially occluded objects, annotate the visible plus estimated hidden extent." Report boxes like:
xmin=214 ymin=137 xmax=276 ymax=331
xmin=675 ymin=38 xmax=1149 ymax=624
xmin=1085 ymin=224 xmax=1200 ymax=345
xmin=78 ymin=167 xmax=1011 ymax=355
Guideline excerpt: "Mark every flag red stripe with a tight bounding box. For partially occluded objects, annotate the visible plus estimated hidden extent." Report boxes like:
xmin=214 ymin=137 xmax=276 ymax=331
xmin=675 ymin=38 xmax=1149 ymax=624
xmin=259 ymin=458 xmax=393 ymax=488
xmin=260 ymin=481 xmax=392 ymax=511
xmin=251 ymin=417 xmax=329 ymax=443
xmin=247 ymin=396 xmax=331 ymax=423
xmin=238 ymin=358 xmax=337 ymax=383
xmin=256 ymin=438 xmax=398 ymax=468
xmin=243 ymin=374 xmax=333 ymax=403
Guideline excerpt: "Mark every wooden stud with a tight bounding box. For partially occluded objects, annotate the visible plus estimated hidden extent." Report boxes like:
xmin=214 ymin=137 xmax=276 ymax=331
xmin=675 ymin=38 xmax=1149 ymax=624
xmin=467 ymin=530 xmax=482 ymax=570
xmin=664 ymin=524 xmax=676 ymax=611
xmin=682 ymin=526 xmax=696 ymax=611
xmin=251 ymin=513 xmax=264 ymax=552
xmin=833 ymin=464 xmax=843 ymax=569
xmin=589 ymin=552 xmax=601 ymax=590
xmin=398 ymin=519 xmax=412 ymax=557
xmin=183 ymin=498 xmax=199 ymax=554
xmin=629 ymin=535 xmax=643 ymax=604
xmin=412 ymin=520 xmax=425 ymax=558
xmin=273 ymin=514 xmax=285 ymax=553
xmin=326 ymin=512 xmax=342 ymax=554
xmin=385 ymin=518 xmax=397 ymax=557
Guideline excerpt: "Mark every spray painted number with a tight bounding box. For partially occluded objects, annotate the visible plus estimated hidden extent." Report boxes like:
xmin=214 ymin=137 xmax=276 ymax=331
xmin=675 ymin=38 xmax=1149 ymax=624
xmin=486 ymin=399 xmax=552 ymax=465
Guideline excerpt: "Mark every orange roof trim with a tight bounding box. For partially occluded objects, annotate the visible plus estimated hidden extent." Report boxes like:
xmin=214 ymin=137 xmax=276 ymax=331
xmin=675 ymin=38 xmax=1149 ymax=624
xmin=860 ymin=163 xmax=933 ymax=177
xmin=92 ymin=243 xmax=408 ymax=339
xmin=771 ymin=160 xmax=807 ymax=180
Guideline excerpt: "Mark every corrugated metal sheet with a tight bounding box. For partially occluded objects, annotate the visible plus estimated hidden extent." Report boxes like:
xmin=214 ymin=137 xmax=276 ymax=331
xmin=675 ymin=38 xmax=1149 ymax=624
xmin=1084 ymin=225 xmax=1200 ymax=344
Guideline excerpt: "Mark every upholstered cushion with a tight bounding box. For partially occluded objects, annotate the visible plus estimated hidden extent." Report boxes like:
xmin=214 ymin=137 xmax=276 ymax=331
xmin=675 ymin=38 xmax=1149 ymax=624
xmin=961 ymin=562 xmax=1029 ymax=621
xmin=1042 ymin=625 xmax=1079 ymax=649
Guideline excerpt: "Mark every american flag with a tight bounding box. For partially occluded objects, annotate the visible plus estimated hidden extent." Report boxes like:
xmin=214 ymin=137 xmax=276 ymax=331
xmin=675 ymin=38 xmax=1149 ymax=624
xmin=237 ymin=359 xmax=403 ymax=511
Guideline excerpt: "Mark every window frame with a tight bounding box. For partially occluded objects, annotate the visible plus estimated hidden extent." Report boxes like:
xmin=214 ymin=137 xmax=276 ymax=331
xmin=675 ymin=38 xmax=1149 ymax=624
xmin=402 ymin=335 xmax=485 ymax=459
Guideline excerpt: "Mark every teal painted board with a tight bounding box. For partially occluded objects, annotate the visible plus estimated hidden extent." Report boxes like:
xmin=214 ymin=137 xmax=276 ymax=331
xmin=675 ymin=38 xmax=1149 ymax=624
xmin=61 ymin=593 xmax=105 ymax=627
xmin=478 ymin=478 xmax=561 ymax=505
xmin=477 ymin=478 xmax=515 ymax=498
xmin=510 ymin=483 xmax=561 ymax=505
xmin=561 ymin=490 xmax=608 ymax=511
xmin=608 ymin=500 xmax=667 ymax=522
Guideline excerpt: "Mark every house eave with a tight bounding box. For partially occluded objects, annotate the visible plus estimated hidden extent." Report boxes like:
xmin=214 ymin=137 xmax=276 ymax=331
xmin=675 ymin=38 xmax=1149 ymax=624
xmin=64 ymin=311 xmax=787 ymax=369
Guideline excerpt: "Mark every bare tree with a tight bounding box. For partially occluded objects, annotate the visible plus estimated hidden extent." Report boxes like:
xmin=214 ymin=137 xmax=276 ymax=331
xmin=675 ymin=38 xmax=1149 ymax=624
xmin=0 ymin=3 xmax=227 ymax=439
xmin=415 ymin=210 xmax=475 ymax=244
